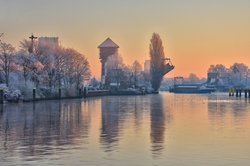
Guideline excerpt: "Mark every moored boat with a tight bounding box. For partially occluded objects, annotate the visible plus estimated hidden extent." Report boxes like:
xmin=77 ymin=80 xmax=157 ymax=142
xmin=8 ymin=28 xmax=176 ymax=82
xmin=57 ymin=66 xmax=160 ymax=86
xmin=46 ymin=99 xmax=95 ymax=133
xmin=169 ymin=84 xmax=215 ymax=94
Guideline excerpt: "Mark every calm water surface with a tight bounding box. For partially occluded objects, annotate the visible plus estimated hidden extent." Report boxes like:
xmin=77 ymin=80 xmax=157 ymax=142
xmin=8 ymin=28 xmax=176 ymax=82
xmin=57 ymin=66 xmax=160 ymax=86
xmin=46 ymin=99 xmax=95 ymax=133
xmin=0 ymin=92 xmax=250 ymax=166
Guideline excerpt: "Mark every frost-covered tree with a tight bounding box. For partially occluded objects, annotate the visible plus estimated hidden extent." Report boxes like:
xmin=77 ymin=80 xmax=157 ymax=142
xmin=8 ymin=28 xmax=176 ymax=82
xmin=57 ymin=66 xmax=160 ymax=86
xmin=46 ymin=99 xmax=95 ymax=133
xmin=18 ymin=39 xmax=91 ymax=89
xmin=230 ymin=63 xmax=249 ymax=86
xmin=230 ymin=63 xmax=248 ymax=74
xmin=62 ymin=48 xmax=90 ymax=89
xmin=132 ymin=60 xmax=142 ymax=87
xmin=0 ymin=42 xmax=15 ymax=86
xmin=105 ymin=53 xmax=124 ymax=87
xmin=187 ymin=73 xmax=199 ymax=83
xmin=44 ymin=47 xmax=91 ymax=89
xmin=0 ymin=35 xmax=93 ymax=100
xmin=150 ymin=33 xmax=174 ymax=91
xmin=132 ymin=60 xmax=142 ymax=75
xmin=15 ymin=52 xmax=43 ymax=86
xmin=19 ymin=39 xmax=38 ymax=54
xmin=208 ymin=64 xmax=229 ymax=73
xmin=89 ymin=77 xmax=100 ymax=88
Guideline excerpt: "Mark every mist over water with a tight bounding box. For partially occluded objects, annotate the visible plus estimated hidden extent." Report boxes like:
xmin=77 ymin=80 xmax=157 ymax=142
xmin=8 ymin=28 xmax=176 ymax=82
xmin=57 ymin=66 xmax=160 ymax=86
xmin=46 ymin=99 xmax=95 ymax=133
xmin=0 ymin=93 xmax=250 ymax=166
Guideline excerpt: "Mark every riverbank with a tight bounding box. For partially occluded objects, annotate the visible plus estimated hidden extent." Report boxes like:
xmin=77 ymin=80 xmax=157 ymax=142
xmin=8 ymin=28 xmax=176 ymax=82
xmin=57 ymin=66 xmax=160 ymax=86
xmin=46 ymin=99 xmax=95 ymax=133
xmin=1 ymin=89 xmax=158 ymax=103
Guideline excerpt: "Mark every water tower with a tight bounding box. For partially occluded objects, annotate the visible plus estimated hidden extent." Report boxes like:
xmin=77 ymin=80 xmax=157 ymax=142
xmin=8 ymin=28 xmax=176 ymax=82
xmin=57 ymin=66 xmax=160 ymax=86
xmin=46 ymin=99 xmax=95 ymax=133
xmin=98 ymin=38 xmax=119 ymax=84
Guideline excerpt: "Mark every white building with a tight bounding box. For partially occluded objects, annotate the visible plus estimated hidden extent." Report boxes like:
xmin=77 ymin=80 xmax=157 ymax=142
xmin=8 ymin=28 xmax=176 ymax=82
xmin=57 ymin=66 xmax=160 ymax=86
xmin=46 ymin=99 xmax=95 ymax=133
xmin=38 ymin=37 xmax=59 ymax=52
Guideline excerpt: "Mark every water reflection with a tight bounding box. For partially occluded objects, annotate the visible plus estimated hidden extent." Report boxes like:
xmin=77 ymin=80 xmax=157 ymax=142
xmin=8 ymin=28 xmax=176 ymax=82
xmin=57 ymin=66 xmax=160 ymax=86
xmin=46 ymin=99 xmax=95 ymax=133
xmin=207 ymin=95 xmax=250 ymax=117
xmin=100 ymin=97 xmax=121 ymax=152
xmin=0 ymin=93 xmax=250 ymax=165
xmin=0 ymin=100 xmax=89 ymax=161
xmin=99 ymin=95 xmax=169 ymax=157
xmin=99 ymin=96 xmax=148 ymax=152
xmin=207 ymin=95 xmax=250 ymax=134
xmin=150 ymin=95 xmax=165 ymax=158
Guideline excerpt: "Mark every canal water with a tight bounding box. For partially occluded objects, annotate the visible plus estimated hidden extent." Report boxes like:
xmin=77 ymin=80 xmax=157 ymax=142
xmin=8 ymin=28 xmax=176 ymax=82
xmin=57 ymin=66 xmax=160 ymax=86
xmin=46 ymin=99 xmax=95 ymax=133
xmin=0 ymin=92 xmax=250 ymax=166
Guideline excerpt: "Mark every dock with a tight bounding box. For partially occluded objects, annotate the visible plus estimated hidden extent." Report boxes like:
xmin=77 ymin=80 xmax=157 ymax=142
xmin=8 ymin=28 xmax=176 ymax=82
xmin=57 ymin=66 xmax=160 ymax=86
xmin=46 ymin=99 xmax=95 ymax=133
xmin=229 ymin=88 xmax=250 ymax=98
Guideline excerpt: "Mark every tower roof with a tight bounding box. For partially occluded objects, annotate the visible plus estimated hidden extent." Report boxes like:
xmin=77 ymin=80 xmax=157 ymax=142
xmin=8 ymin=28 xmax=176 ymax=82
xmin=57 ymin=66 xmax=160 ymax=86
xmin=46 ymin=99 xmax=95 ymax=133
xmin=98 ymin=38 xmax=119 ymax=48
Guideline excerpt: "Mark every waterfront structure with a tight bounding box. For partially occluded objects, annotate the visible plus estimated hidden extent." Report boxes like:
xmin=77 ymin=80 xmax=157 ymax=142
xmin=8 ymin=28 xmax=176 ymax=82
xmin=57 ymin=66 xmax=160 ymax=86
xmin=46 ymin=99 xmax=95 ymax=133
xmin=98 ymin=38 xmax=119 ymax=85
xmin=207 ymin=72 xmax=232 ymax=91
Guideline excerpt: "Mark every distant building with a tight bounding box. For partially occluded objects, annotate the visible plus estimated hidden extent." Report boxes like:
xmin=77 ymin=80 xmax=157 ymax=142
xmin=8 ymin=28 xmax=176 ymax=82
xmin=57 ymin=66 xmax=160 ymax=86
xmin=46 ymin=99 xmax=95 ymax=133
xmin=207 ymin=72 xmax=231 ymax=90
xmin=38 ymin=37 xmax=59 ymax=53
xmin=98 ymin=38 xmax=119 ymax=85
xmin=144 ymin=60 xmax=150 ymax=73
xmin=207 ymin=72 xmax=220 ymax=84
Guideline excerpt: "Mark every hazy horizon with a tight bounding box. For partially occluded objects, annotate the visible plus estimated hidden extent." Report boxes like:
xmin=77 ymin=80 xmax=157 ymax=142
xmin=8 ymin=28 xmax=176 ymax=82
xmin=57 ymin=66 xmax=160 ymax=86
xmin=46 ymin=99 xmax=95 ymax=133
xmin=1 ymin=0 xmax=249 ymax=78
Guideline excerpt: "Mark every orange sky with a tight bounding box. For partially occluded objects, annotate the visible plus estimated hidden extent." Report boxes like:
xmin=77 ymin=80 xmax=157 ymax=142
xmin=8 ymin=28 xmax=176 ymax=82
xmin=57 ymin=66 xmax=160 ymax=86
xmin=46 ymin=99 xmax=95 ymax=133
xmin=1 ymin=0 xmax=250 ymax=79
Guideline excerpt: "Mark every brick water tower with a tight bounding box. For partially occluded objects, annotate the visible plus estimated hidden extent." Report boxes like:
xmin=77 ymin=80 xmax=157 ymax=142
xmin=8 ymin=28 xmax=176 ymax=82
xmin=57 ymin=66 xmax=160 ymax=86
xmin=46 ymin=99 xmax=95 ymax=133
xmin=98 ymin=38 xmax=119 ymax=85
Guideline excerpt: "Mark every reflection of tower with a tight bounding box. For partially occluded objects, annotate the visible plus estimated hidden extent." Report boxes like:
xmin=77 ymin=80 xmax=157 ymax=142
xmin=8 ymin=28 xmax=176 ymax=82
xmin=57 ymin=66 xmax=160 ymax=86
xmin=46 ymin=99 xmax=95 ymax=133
xmin=98 ymin=38 xmax=119 ymax=85
xmin=100 ymin=97 xmax=121 ymax=152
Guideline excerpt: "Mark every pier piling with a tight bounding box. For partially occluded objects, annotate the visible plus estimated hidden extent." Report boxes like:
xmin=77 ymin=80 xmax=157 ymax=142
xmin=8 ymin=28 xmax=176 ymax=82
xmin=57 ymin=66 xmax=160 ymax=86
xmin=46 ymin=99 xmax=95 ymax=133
xmin=83 ymin=87 xmax=87 ymax=99
xmin=33 ymin=88 xmax=36 ymax=101
xmin=0 ymin=89 xmax=3 ymax=104
xmin=231 ymin=88 xmax=250 ymax=99
xmin=79 ymin=88 xmax=82 ymax=97
xmin=229 ymin=88 xmax=235 ymax=96
xmin=59 ymin=88 xmax=61 ymax=99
